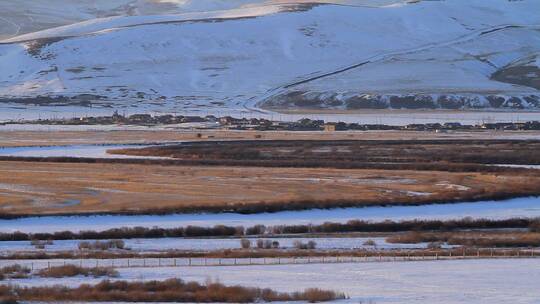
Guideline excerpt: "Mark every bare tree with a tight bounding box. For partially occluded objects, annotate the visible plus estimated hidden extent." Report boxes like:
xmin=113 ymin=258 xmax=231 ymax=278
xmin=240 ymin=238 xmax=251 ymax=249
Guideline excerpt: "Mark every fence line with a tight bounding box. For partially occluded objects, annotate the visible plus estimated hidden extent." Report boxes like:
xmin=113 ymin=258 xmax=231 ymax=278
xmin=2 ymin=250 xmax=539 ymax=270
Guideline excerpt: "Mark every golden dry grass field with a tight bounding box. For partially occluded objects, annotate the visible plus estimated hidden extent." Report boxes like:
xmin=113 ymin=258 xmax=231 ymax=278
xmin=0 ymin=160 xmax=538 ymax=216
xmin=1 ymin=129 xmax=540 ymax=147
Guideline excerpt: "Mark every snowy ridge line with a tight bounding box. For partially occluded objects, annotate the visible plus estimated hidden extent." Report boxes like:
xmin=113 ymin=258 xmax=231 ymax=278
xmin=0 ymin=2 xmax=370 ymax=46
xmin=0 ymin=2 xmax=319 ymax=44
xmin=248 ymin=23 xmax=540 ymax=109
xmin=3 ymin=253 xmax=540 ymax=270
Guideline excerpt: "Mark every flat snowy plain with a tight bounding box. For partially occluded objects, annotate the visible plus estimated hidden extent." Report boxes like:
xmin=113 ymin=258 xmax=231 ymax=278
xmin=0 ymin=237 xmax=429 ymax=254
xmin=4 ymin=259 xmax=540 ymax=303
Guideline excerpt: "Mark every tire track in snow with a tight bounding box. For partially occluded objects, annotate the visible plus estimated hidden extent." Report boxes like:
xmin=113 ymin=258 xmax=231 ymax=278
xmin=0 ymin=16 xmax=21 ymax=38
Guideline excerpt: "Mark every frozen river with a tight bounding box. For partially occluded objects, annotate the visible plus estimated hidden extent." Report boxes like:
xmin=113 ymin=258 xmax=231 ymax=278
xmin=1 ymin=196 xmax=538 ymax=233
xmin=0 ymin=143 xmax=172 ymax=159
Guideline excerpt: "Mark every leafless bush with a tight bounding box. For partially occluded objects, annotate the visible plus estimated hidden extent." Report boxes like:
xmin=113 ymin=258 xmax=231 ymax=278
xmin=363 ymin=239 xmax=377 ymax=247
xmin=78 ymin=240 xmax=125 ymax=251
xmin=246 ymin=225 xmax=266 ymax=235
xmin=38 ymin=265 xmax=118 ymax=278
xmin=0 ymin=265 xmax=30 ymax=281
xmin=427 ymin=242 xmax=443 ymax=250
xmin=386 ymin=232 xmax=426 ymax=244
xmin=293 ymin=240 xmax=317 ymax=250
xmin=240 ymin=239 xmax=251 ymax=249
xmin=301 ymin=288 xmax=346 ymax=303
xmin=256 ymin=239 xmax=273 ymax=249
xmin=388 ymin=231 xmax=540 ymax=248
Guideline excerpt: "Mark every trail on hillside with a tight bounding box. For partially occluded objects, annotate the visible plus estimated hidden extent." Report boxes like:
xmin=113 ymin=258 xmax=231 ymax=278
xmin=244 ymin=23 xmax=540 ymax=112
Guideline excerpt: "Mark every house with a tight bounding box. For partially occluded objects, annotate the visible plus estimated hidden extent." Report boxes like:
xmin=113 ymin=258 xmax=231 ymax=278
xmin=405 ymin=124 xmax=426 ymax=131
xmin=443 ymin=122 xmax=462 ymax=129
xmin=324 ymin=123 xmax=336 ymax=132
xmin=219 ymin=116 xmax=236 ymax=125
xmin=129 ymin=114 xmax=152 ymax=123
xmin=181 ymin=116 xmax=206 ymax=123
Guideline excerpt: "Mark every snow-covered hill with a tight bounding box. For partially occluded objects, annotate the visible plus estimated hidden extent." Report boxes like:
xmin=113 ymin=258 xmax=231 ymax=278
xmin=0 ymin=0 xmax=391 ymax=41
xmin=1 ymin=0 xmax=540 ymax=117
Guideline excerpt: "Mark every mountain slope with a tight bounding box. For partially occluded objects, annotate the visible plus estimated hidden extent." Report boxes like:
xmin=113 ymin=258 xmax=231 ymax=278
xmin=1 ymin=0 xmax=539 ymax=116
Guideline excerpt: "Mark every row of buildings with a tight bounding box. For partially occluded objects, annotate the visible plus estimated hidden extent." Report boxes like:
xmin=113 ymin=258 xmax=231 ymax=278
xmin=8 ymin=112 xmax=540 ymax=132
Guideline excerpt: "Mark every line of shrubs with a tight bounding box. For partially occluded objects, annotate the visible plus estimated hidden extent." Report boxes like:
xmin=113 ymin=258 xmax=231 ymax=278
xmin=78 ymin=240 xmax=126 ymax=251
xmin=1 ymin=218 xmax=537 ymax=242
xmin=240 ymin=239 xmax=317 ymax=250
xmin=387 ymin=231 xmax=540 ymax=248
xmin=0 ymin=279 xmax=346 ymax=303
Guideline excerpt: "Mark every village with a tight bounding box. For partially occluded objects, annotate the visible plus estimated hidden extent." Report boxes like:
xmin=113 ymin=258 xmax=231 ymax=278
xmin=3 ymin=111 xmax=540 ymax=133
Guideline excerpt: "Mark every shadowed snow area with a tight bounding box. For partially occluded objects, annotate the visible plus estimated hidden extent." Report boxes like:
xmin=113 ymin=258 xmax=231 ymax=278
xmin=1 ymin=0 xmax=539 ymax=117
